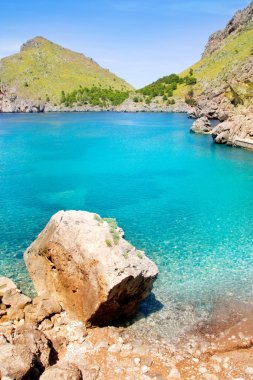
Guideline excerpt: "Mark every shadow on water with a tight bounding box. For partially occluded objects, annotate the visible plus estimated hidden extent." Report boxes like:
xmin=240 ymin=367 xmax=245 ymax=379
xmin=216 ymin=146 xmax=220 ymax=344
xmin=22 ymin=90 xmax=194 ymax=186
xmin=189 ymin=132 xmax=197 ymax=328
xmin=113 ymin=292 xmax=164 ymax=328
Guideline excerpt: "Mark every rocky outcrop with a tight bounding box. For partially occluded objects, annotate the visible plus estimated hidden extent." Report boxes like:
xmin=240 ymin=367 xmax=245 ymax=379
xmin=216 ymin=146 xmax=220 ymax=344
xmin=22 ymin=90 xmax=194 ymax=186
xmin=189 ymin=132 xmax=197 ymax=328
xmin=24 ymin=210 xmax=158 ymax=325
xmin=190 ymin=116 xmax=212 ymax=134
xmin=212 ymin=112 xmax=253 ymax=147
xmin=0 ymin=85 xmax=44 ymax=113
xmin=202 ymin=1 xmax=253 ymax=57
xmin=40 ymin=362 xmax=82 ymax=380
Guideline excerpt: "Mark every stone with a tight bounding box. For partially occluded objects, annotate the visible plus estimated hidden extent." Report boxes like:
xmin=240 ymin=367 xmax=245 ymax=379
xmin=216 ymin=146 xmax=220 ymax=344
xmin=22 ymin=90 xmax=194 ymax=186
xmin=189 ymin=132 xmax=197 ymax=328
xmin=2 ymin=288 xmax=31 ymax=309
xmin=13 ymin=325 xmax=53 ymax=369
xmin=203 ymin=375 xmax=219 ymax=380
xmin=169 ymin=367 xmax=181 ymax=378
xmin=0 ymin=277 xmax=17 ymax=297
xmin=24 ymin=210 xmax=158 ymax=325
xmin=24 ymin=295 xmax=62 ymax=324
xmin=245 ymin=367 xmax=253 ymax=375
xmin=141 ymin=365 xmax=150 ymax=373
xmin=0 ymin=325 xmax=52 ymax=379
xmin=40 ymin=361 xmax=82 ymax=380
xmin=190 ymin=116 xmax=212 ymax=134
xmin=212 ymin=113 xmax=253 ymax=147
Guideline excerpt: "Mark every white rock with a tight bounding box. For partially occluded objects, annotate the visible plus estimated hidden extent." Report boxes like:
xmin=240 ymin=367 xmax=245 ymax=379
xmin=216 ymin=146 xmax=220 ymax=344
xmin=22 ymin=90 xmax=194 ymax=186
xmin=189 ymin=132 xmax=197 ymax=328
xmin=133 ymin=357 xmax=140 ymax=365
xmin=245 ymin=367 xmax=253 ymax=375
xmin=141 ymin=365 xmax=150 ymax=374
xmin=169 ymin=367 xmax=181 ymax=378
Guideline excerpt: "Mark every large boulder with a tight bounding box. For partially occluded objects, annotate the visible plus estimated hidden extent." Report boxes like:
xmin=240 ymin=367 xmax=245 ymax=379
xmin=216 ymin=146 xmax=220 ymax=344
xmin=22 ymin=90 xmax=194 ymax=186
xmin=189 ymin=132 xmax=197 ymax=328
xmin=24 ymin=211 xmax=158 ymax=325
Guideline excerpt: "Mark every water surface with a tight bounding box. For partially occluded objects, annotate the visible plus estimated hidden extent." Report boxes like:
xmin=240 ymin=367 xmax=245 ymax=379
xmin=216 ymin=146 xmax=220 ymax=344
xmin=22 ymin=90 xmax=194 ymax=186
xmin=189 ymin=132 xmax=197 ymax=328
xmin=1 ymin=112 xmax=253 ymax=338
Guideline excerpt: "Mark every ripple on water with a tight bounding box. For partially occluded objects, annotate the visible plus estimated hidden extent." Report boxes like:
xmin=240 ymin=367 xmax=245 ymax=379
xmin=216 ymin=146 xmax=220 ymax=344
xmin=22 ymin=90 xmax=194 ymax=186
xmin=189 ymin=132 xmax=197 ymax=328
xmin=1 ymin=112 xmax=253 ymax=339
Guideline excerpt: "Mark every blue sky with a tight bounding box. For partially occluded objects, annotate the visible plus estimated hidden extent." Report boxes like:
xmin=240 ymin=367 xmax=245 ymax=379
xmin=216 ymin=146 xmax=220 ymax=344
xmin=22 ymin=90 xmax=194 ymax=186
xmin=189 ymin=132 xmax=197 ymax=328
xmin=1 ymin=0 xmax=250 ymax=88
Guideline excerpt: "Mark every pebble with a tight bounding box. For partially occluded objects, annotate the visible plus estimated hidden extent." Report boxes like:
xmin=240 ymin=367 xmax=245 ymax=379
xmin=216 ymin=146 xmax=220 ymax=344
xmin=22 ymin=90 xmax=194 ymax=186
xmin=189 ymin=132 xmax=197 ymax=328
xmin=133 ymin=357 xmax=140 ymax=365
xmin=211 ymin=364 xmax=221 ymax=373
xmin=203 ymin=375 xmax=219 ymax=380
xmin=141 ymin=365 xmax=150 ymax=374
xmin=211 ymin=355 xmax=222 ymax=363
xmin=108 ymin=343 xmax=122 ymax=353
xmin=245 ymin=367 xmax=253 ymax=375
xmin=168 ymin=367 xmax=181 ymax=379
xmin=198 ymin=366 xmax=207 ymax=374
xmin=94 ymin=340 xmax=109 ymax=350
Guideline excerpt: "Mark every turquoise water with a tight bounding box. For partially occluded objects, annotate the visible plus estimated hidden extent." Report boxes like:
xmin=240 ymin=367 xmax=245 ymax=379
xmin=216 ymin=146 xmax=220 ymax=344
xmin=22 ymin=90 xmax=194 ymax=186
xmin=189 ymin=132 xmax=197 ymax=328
xmin=1 ymin=112 xmax=253 ymax=337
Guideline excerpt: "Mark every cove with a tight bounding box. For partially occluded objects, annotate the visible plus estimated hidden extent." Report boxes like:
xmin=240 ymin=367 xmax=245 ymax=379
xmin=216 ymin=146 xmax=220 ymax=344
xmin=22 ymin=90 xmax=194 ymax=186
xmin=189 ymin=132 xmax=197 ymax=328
xmin=1 ymin=112 xmax=253 ymax=339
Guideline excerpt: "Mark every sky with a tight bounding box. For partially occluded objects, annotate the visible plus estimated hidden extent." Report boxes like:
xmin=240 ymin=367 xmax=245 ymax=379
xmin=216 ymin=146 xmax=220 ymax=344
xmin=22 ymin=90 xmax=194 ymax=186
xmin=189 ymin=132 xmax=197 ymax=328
xmin=0 ymin=0 xmax=250 ymax=88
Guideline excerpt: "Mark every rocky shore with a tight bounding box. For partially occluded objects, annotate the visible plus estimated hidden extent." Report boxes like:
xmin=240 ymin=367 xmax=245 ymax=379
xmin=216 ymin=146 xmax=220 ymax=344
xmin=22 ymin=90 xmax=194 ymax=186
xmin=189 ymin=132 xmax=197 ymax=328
xmin=1 ymin=210 xmax=253 ymax=379
xmin=0 ymin=85 xmax=190 ymax=114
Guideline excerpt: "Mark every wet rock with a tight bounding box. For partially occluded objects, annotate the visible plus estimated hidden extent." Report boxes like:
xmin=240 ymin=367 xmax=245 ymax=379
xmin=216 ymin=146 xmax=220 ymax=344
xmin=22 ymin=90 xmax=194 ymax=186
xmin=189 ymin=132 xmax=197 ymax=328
xmin=24 ymin=210 xmax=158 ymax=325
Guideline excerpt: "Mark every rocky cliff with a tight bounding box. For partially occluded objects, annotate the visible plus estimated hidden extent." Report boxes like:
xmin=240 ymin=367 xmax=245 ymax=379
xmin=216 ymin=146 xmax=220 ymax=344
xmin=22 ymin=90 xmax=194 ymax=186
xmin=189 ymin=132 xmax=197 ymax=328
xmin=187 ymin=1 xmax=253 ymax=149
xmin=202 ymin=1 xmax=253 ymax=57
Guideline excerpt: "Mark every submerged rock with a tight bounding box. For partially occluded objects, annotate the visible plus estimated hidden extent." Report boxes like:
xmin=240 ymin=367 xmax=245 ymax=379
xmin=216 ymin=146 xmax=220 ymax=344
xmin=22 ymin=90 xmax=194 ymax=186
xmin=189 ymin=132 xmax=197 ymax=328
xmin=24 ymin=210 xmax=158 ymax=325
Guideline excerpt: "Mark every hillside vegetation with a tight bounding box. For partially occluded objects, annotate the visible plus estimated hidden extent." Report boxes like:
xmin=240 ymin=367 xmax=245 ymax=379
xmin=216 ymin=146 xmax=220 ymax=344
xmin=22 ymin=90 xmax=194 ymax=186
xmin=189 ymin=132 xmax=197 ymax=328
xmin=140 ymin=1 xmax=253 ymax=109
xmin=174 ymin=25 xmax=253 ymax=105
xmin=0 ymin=37 xmax=133 ymax=104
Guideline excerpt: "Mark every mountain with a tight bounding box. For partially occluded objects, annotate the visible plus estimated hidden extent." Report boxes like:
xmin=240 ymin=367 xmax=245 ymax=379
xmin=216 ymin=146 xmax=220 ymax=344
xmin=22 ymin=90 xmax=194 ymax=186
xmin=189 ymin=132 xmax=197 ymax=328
xmin=139 ymin=1 xmax=253 ymax=119
xmin=0 ymin=36 xmax=133 ymax=111
xmin=177 ymin=0 xmax=253 ymax=114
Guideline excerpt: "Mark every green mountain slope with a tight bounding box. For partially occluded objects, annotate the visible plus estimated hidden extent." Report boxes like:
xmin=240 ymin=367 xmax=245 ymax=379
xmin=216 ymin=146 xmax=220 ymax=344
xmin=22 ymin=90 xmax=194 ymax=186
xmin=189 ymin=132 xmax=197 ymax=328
xmin=139 ymin=1 xmax=253 ymax=110
xmin=0 ymin=36 xmax=133 ymax=104
xmin=175 ymin=24 xmax=253 ymax=106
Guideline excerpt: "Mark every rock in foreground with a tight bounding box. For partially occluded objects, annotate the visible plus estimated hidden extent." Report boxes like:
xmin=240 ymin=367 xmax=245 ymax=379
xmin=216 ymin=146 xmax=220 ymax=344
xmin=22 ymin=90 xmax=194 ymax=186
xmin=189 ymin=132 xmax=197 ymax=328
xmin=24 ymin=211 xmax=158 ymax=325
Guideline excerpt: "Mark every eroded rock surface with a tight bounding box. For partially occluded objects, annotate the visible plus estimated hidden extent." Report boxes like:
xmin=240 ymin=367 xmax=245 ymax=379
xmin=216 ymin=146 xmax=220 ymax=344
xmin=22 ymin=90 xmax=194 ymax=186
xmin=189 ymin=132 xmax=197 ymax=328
xmin=212 ymin=112 xmax=253 ymax=147
xmin=40 ymin=361 xmax=82 ymax=380
xmin=190 ymin=116 xmax=212 ymax=134
xmin=24 ymin=210 xmax=158 ymax=325
xmin=0 ymin=325 xmax=52 ymax=379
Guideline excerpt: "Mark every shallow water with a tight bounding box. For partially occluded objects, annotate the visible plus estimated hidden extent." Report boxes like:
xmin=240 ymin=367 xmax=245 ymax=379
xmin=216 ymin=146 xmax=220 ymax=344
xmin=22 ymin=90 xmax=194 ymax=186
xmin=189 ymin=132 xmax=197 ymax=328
xmin=1 ymin=112 xmax=253 ymax=339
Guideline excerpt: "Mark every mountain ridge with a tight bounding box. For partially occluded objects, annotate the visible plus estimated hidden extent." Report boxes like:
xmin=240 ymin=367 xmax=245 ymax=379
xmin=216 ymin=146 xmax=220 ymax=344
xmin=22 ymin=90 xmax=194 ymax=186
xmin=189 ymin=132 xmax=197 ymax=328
xmin=0 ymin=36 xmax=133 ymax=111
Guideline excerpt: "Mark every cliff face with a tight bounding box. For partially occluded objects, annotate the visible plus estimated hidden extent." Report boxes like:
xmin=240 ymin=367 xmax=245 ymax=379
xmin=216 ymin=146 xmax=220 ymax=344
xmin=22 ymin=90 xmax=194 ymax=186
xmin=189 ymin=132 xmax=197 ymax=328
xmin=179 ymin=3 xmax=253 ymax=118
xmin=202 ymin=1 xmax=253 ymax=57
xmin=186 ymin=1 xmax=253 ymax=148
